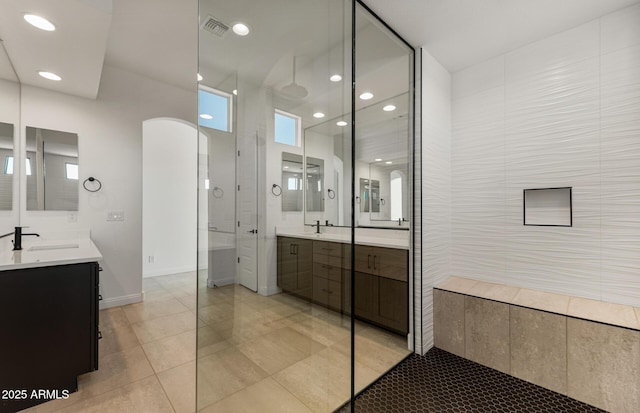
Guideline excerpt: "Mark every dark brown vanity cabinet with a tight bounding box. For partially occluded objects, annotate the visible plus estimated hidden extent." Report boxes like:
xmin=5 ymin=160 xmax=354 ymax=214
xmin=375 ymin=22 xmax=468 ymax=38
xmin=277 ymin=237 xmax=312 ymax=300
xmin=312 ymin=241 xmax=344 ymax=311
xmin=0 ymin=262 xmax=100 ymax=413
xmin=346 ymin=244 xmax=409 ymax=335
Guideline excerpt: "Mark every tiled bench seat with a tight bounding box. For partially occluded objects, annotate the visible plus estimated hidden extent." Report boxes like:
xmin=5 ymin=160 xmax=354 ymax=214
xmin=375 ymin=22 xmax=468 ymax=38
xmin=434 ymin=276 xmax=640 ymax=413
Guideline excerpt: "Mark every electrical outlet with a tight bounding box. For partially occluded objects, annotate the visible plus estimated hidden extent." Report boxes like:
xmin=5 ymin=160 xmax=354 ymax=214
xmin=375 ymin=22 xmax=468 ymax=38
xmin=107 ymin=211 xmax=124 ymax=221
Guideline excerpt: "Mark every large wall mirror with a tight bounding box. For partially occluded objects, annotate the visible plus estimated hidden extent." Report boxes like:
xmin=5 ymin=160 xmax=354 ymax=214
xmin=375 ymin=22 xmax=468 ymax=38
xmin=303 ymin=7 xmax=412 ymax=229
xmin=0 ymin=122 xmax=14 ymax=211
xmin=26 ymin=126 xmax=79 ymax=211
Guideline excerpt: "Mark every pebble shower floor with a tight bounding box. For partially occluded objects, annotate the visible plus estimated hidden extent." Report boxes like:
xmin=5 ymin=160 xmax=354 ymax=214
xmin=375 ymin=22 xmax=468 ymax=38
xmin=336 ymin=347 xmax=605 ymax=412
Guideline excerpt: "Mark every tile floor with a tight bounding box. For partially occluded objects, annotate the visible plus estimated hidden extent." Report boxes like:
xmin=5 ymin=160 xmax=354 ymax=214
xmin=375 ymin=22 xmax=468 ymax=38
xmin=338 ymin=348 xmax=606 ymax=413
xmin=21 ymin=272 xmax=409 ymax=413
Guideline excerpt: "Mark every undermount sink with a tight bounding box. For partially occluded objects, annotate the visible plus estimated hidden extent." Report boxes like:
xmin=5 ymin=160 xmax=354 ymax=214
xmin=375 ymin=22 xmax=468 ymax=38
xmin=28 ymin=243 xmax=80 ymax=251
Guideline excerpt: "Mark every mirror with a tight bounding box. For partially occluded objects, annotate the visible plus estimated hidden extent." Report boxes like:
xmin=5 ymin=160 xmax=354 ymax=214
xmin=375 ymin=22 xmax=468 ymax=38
xmin=0 ymin=122 xmax=14 ymax=211
xmin=26 ymin=126 xmax=79 ymax=211
xmin=305 ymin=156 xmax=324 ymax=212
xmin=281 ymin=152 xmax=303 ymax=212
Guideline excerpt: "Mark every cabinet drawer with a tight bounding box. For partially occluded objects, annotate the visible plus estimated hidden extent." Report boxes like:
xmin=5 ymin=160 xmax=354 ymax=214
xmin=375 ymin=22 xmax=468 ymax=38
xmin=313 ymin=253 xmax=343 ymax=268
xmin=313 ymin=261 xmax=342 ymax=281
xmin=313 ymin=276 xmax=342 ymax=310
xmin=378 ymin=248 xmax=408 ymax=282
xmin=313 ymin=240 xmax=343 ymax=257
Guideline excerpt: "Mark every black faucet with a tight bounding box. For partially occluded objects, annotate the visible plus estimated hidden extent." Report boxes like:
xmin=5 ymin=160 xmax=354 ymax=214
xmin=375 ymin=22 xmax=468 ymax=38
xmin=316 ymin=220 xmax=321 ymax=234
xmin=0 ymin=227 xmax=41 ymax=250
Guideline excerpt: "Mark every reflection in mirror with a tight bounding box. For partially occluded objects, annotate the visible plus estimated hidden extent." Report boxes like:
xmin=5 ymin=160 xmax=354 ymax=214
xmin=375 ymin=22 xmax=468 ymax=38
xmin=305 ymin=156 xmax=324 ymax=212
xmin=204 ymin=125 xmax=236 ymax=233
xmin=0 ymin=122 xmax=14 ymax=210
xmin=26 ymin=126 xmax=78 ymax=211
xmin=281 ymin=152 xmax=303 ymax=212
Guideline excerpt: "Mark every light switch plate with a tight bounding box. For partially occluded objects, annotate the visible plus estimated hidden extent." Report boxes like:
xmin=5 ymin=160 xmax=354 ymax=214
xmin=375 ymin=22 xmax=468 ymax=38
xmin=107 ymin=211 xmax=124 ymax=221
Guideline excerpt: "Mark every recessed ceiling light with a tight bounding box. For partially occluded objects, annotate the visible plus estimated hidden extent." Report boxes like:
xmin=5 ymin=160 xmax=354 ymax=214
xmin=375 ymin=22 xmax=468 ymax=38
xmin=24 ymin=14 xmax=55 ymax=31
xmin=375 ymin=158 xmax=382 ymax=162
xmin=359 ymin=92 xmax=373 ymax=100
xmin=336 ymin=121 xmax=348 ymax=127
xmin=313 ymin=112 xmax=325 ymax=119
xmin=330 ymin=74 xmax=342 ymax=82
xmin=385 ymin=161 xmax=393 ymax=164
xmin=38 ymin=71 xmax=61 ymax=81
xmin=197 ymin=73 xmax=203 ymax=82
xmin=232 ymin=89 xmax=238 ymax=95
xmin=232 ymin=23 xmax=250 ymax=36
xmin=284 ymin=166 xmax=289 ymax=169
xmin=199 ymin=114 xmax=213 ymax=120
xmin=383 ymin=104 xmax=396 ymax=112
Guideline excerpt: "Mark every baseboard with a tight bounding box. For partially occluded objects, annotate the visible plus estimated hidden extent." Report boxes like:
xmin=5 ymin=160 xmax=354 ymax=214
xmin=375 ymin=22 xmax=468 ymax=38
xmin=99 ymin=293 xmax=142 ymax=309
xmin=207 ymin=275 xmax=235 ymax=288
xmin=143 ymin=265 xmax=197 ymax=278
xmin=261 ymin=284 xmax=281 ymax=296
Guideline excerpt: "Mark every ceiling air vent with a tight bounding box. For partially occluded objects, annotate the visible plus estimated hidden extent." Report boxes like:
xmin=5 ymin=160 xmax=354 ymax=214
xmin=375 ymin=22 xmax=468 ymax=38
xmin=200 ymin=15 xmax=229 ymax=38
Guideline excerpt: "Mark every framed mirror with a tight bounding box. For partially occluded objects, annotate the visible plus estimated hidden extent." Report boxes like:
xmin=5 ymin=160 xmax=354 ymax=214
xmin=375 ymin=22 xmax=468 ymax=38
xmin=282 ymin=152 xmax=303 ymax=212
xmin=305 ymin=156 xmax=324 ymax=212
xmin=26 ymin=126 xmax=79 ymax=211
xmin=0 ymin=122 xmax=14 ymax=211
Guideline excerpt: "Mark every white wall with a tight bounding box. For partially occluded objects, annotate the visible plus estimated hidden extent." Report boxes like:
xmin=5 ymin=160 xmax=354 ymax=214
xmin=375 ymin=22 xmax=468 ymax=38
xmin=450 ymin=4 xmax=640 ymax=306
xmin=142 ymin=118 xmax=197 ymax=278
xmin=20 ymin=65 xmax=196 ymax=308
xmin=419 ymin=49 xmax=452 ymax=353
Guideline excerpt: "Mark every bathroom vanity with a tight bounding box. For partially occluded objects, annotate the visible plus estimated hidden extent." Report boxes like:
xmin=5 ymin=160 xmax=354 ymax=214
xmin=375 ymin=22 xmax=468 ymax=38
xmin=277 ymin=230 xmax=409 ymax=335
xmin=0 ymin=237 xmax=102 ymax=413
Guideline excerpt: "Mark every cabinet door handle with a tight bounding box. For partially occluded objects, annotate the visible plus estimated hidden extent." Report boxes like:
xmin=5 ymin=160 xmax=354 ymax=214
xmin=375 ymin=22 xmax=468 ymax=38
xmin=367 ymin=254 xmax=372 ymax=269
xmin=294 ymin=244 xmax=298 ymax=255
xmin=98 ymin=294 xmax=103 ymax=301
xmin=373 ymin=255 xmax=378 ymax=270
xmin=98 ymin=266 xmax=103 ymax=272
xmin=97 ymin=331 xmax=103 ymax=340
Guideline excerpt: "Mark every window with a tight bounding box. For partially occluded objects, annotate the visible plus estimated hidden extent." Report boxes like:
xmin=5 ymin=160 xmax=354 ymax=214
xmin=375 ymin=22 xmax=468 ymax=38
xmin=198 ymin=86 xmax=232 ymax=132
xmin=4 ymin=156 xmax=32 ymax=175
xmin=275 ymin=110 xmax=300 ymax=146
xmin=65 ymin=163 xmax=79 ymax=180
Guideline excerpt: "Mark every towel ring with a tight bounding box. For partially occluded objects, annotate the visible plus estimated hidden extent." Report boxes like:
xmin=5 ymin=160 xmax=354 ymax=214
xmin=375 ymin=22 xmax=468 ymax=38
xmin=327 ymin=188 xmax=335 ymax=199
xmin=272 ymin=184 xmax=282 ymax=197
xmin=212 ymin=186 xmax=224 ymax=198
xmin=83 ymin=177 xmax=102 ymax=192
xmin=380 ymin=198 xmax=385 ymax=205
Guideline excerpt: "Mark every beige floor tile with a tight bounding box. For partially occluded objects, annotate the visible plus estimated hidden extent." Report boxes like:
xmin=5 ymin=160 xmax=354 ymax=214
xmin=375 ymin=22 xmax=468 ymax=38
xmin=141 ymin=277 xmax=164 ymax=292
xmin=286 ymin=312 xmax=351 ymax=347
xmin=78 ymin=345 xmax=155 ymax=400
xmin=197 ymin=326 xmax=232 ymax=358
xmin=197 ymin=301 xmax=239 ymax=324
xmin=132 ymin=311 xmax=196 ymax=344
xmin=237 ymin=326 xmax=326 ymax=375
xmin=56 ymin=375 xmax=174 ymax=413
xmin=123 ymin=297 xmax=189 ymax=324
xmin=176 ymin=293 xmax=197 ymax=311
xmin=200 ymin=377 xmax=313 ymax=413
xmin=141 ymin=287 xmax=175 ymax=303
xmin=197 ymin=347 xmax=269 ymax=409
xmin=334 ymin=334 xmax=408 ymax=374
xmin=158 ymin=361 xmax=196 ymax=413
xmin=100 ymin=324 xmax=140 ymax=357
xmin=142 ymin=330 xmax=196 ymax=373
xmin=99 ymin=307 xmax=130 ymax=330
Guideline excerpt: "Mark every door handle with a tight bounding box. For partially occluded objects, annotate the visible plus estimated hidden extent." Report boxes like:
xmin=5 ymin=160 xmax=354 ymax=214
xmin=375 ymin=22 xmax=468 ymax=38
xmin=247 ymin=229 xmax=257 ymax=234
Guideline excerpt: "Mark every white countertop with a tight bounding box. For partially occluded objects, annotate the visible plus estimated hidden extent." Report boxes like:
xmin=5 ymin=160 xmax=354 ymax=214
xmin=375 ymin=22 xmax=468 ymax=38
xmin=276 ymin=227 xmax=410 ymax=250
xmin=0 ymin=235 xmax=103 ymax=272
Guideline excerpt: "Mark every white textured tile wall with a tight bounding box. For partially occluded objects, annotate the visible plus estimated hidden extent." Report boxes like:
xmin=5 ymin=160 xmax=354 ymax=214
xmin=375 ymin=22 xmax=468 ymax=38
xmin=450 ymin=3 xmax=640 ymax=307
xmin=420 ymin=49 xmax=451 ymax=353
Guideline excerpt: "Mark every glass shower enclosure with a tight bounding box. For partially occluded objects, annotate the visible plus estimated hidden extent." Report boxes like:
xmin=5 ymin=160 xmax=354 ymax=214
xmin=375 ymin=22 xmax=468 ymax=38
xmin=196 ymin=1 xmax=414 ymax=411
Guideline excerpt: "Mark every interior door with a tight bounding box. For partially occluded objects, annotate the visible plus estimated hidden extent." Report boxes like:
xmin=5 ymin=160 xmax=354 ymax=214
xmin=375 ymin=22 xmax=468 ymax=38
xmin=237 ymin=130 xmax=258 ymax=291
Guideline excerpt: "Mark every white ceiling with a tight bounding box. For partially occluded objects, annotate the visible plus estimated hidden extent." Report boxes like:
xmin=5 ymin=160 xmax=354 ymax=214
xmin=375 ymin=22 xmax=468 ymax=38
xmin=364 ymin=0 xmax=640 ymax=72
xmin=0 ymin=0 xmax=638 ymax=98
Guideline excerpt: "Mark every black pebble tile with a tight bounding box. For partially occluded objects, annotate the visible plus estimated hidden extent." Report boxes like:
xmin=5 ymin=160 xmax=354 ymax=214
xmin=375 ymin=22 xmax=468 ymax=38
xmin=335 ymin=347 xmax=605 ymax=413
